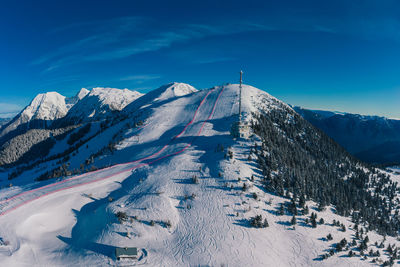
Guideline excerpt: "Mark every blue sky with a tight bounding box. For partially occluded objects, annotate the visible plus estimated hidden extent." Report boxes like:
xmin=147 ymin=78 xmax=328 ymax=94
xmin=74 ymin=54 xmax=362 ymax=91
xmin=1 ymin=0 xmax=400 ymax=118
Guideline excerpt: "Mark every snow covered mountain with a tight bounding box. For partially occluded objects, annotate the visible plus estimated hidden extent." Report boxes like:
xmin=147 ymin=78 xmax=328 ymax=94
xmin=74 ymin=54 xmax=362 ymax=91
xmin=123 ymin=82 xmax=197 ymax=115
xmin=0 ymin=84 xmax=399 ymax=266
xmin=0 ymin=92 xmax=72 ymax=166
xmin=294 ymin=106 xmax=400 ymax=164
xmin=0 ymin=92 xmax=68 ymax=138
xmin=0 ymin=87 xmax=143 ymax=167
xmin=62 ymin=87 xmax=143 ymax=124
xmin=154 ymin=82 xmax=197 ymax=101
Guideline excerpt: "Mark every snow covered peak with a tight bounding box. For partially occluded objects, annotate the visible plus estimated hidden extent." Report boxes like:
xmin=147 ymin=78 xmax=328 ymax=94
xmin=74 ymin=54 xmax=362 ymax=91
xmin=166 ymin=82 xmax=198 ymax=97
xmin=65 ymin=88 xmax=90 ymax=108
xmin=0 ymin=91 xmax=68 ymax=137
xmin=224 ymin=83 xmax=292 ymax=121
xmin=122 ymin=82 xmax=197 ymax=115
xmin=77 ymin=88 xmax=90 ymax=100
xmin=88 ymin=87 xmax=143 ymax=111
xmin=21 ymin=92 xmax=68 ymax=122
xmin=64 ymin=87 xmax=143 ymax=123
xmin=155 ymin=82 xmax=197 ymax=102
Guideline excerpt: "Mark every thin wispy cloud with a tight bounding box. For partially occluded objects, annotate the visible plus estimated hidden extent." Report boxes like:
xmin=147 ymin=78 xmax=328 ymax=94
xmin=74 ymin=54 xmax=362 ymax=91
xmin=32 ymin=16 xmax=147 ymax=67
xmin=32 ymin=6 xmax=400 ymax=75
xmin=119 ymin=74 xmax=161 ymax=83
xmin=32 ymin=18 xmax=271 ymax=72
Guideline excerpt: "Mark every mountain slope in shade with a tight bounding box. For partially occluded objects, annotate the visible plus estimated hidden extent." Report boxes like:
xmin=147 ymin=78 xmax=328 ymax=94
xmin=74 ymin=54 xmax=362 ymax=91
xmin=63 ymin=87 xmax=143 ymax=124
xmin=0 ymin=84 xmax=399 ymax=266
xmin=294 ymin=106 xmax=400 ymax=164
xmin=355 ymin=141 xmax=400 ymax=164
xmin=65 ymin=88 xmax=90 ymax=109
xmin=0 ymin=118 xmax=11 ymax=127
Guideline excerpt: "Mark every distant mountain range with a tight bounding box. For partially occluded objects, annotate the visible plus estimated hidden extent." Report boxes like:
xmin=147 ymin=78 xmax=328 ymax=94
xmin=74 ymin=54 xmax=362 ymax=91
xmin=293 ymin=106 xmax=400 ymax=165
xmin=0 ymin=86 xmax=143 ymax=167
xmin=0 ymin=118 xmax=10 ymax=127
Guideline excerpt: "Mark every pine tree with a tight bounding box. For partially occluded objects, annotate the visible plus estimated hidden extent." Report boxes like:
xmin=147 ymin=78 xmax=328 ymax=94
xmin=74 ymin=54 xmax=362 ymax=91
xmin=289 ymin=198 xmax=297 ymax=215
xmin=387 ymin=244 xmax=393 ymax=254
xmin=279 ymin=203 xmax=284 ymax=215
xmin=290 ymin=215 xmax=296 ymax=225
xmin=327 ymin=233 xmax=333 ymax=241
xmin=311 ymin=216 xmax=317 ymax=228
xmin=310 ymin=212 xmax=317 ymax=228
xmin=303 ymin=205 xmax=309 ymax=215
xmin=348 ymin=250 xmax=354 ymax=257
xmin=299 ymin=194 xmax=306 ymax=208
xmin=242 ymin=183 xmax=248 ymax=191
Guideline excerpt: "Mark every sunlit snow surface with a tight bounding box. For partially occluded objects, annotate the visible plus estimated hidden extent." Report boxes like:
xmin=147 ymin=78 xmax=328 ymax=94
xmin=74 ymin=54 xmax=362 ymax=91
xmin=0 ymin=84 xmax=398 ymax=266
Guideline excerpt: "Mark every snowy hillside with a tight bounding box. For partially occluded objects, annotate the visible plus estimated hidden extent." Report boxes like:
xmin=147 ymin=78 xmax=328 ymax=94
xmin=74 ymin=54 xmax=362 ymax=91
xmin=154 ymin=82 xmax=197 ymax=101
xmin=123 ymin=82 xmax=197 ymax=115
xmin=0 ymin=84 xmax=399 ymax=266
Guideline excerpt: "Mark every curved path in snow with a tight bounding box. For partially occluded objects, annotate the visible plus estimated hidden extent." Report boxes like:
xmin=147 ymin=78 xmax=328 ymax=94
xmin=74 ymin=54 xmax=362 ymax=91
xmin=0 ymin=86 xmax=225 ymax=216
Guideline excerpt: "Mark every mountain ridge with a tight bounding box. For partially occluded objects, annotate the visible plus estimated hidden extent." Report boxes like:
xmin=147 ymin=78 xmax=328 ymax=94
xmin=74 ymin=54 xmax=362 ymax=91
xmin=294 ymin=106 xmax=400 ymax=164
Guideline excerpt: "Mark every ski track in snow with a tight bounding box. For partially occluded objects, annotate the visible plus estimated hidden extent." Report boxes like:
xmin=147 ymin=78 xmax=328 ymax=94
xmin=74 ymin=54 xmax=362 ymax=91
xmin=2 ymin=84 xmax=398 ymax=267
xmin=0 ymin=87 xmax=225 ymax=217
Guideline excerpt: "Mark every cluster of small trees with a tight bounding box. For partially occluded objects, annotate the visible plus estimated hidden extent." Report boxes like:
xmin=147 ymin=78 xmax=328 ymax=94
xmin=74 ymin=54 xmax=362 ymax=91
xmin=116 ymin=211 xmax=129 ymax=223
xmin=310 ymin=212 xmax=317 ymax=228
xmin=36 ymin=162 xmax=99 ymax=181
xmin=335 ymin=238 xmax=347 ymax=252
xmin=192 ymin=175 xmax=199 ymax=184
xmin=250 ymin=215 xmax=269 ymax=228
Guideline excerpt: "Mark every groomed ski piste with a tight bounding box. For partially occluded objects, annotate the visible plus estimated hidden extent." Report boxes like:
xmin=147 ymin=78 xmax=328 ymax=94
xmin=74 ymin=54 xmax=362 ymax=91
xmin=0 ymin=84 xmax=400 ymax=266
xmin=0 ymin=86 xmax=222 ymax=217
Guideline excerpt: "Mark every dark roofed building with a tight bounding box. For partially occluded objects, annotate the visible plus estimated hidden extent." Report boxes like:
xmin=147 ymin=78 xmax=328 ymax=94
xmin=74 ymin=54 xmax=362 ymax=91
xmin=115 ymin=247 xmax=138 ymax=260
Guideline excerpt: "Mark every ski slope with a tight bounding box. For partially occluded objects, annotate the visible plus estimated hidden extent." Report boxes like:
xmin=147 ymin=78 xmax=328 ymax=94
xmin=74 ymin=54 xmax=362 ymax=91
xmin=0 ymin=84 xmax=399 ymax=267
xmin=0 ymin=86 xmax=223 ymax=217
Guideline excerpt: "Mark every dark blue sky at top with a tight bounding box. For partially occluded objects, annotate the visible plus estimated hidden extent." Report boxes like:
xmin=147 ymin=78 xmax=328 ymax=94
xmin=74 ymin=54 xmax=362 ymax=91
xmin=1 ymin=0 xmax=400 ymax=118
